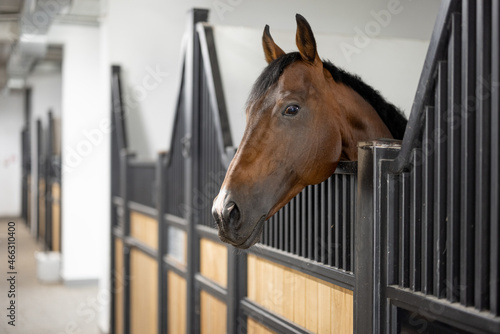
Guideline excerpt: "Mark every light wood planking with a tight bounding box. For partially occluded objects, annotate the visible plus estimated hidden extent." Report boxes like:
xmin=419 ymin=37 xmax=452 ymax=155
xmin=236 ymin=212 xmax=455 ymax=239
xmin=168 ymin=271 xmax=186 ymax=334
xmin=200 ymin=291 xmax=227 ymax=334
xmin=247 ymin=254 xmax=353 ymax=334
xmin=130 ymin=249 xmax=158 ymax=334
xmin=130 ymin=211 xmax=158 ymax=250
xmin=200 ymin=238 xmax=228 ymax=287
xmin=38 ymin=178 xmax=45 ymax=239
xmin=114 ymin=239 xmax=124 ymax=334
xmin=51 ymin=183 xmax=60 ymax=252
xmin=330 ymin=283 xmax=353 ymax=334
xmin=247 ymin=317 xmax=275 ymax=334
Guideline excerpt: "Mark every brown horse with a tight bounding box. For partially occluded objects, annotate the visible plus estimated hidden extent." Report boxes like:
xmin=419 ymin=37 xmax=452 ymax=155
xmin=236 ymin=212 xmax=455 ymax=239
xmin=212 ymin=14 xmax=407 ymax=249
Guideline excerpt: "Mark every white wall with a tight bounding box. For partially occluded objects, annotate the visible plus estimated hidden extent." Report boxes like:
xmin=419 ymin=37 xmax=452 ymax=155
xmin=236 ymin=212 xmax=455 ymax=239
xmin=0 ymin=92 xmax=24 ymax=217
xmin=104 ymin=0 xmax=440 ymax=159
xmin=47 ymin=24 xmax=109 ymax=284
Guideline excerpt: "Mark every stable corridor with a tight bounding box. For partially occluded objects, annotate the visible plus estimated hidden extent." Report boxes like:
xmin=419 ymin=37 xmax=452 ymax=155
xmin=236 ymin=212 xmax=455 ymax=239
xmin=0 ymin=218 xmax=99 ymax=334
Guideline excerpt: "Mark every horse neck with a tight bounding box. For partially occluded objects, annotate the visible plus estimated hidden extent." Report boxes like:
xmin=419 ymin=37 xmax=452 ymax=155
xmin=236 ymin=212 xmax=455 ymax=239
xmin=330 ymin=82 xmax=392 ymax=161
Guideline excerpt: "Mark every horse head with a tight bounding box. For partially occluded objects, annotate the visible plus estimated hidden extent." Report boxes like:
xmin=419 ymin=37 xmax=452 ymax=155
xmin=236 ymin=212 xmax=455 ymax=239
xmin=212 ymin=14 xmax=398 ymax=249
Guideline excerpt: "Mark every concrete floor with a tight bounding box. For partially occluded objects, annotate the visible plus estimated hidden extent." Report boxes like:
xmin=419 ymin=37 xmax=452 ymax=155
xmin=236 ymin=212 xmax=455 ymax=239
xmin=0 ymin=218 xmax=101 ymax=334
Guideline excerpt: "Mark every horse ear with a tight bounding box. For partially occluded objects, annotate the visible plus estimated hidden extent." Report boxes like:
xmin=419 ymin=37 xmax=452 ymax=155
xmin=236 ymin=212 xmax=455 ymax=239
xmin=262 ymin=25 xmax=285 ymax=64
xmin=295 ymin=14 xmax=320 ymax=65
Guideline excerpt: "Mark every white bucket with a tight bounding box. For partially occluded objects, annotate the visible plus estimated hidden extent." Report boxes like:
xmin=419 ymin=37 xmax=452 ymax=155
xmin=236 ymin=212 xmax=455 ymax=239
xmin=35 ymin=251 xmax=61 ymax=283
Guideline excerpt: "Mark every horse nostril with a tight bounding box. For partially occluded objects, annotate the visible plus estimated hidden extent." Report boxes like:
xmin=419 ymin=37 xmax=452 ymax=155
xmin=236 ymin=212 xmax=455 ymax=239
xmin=223 ymin=201 xmax=241 ymax=227
xmin=229 ymin=203 xmax=240 ymax=225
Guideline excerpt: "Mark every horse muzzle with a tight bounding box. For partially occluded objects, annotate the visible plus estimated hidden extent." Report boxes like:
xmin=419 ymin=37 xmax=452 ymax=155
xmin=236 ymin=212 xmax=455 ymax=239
xmin=212 ymin=189 xmax=266 ymax=249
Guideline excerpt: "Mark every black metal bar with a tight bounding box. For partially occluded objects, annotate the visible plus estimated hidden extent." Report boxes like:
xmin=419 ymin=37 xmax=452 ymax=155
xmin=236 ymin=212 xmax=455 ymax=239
xmin=240 ymin=299 xmax=313 ymax=334
xmin=434 ymin=61 xmax=448 ymax=299
xmin=421 ymin=106 xmax=435 ymax=296
xmin=284 ymin=195 xmax=290 ymax=254
xmin=446 ymin=12 xmax=462 ymax=303
xmin=164 ymin=214 xmax=188 ymax=230
xmin=307 ymin=185 xmax=313 ymax=259
xmin=387 ymin=173 xmax=400 ymax=286
xmin=334 ymin=175 xmax=341 ymax=268
xmin=45 ymin=111 xmax=53 ymax=251
xmin=164 ymin=257 xmax=188 ymax=279
xmin=460 ymin=0 xmax=476 ymax=307
xmin=123 ymin=236 xmax=158 ymax=259
xmin=355 ymin=140 xmax=401 ymax=333
xmin=341 ymin=176 xmax=347 ymax=270
xmin=475 ymin=0 xmax=492 ymax=311
xmin=111 ymin=65 xmax=128 ymax=151
xmin=36 ymin=119 xmax=42 ymax=241
xmin=409 ymin=149 xmax=422 ymax=292
xmin=195 ymin=273 xmax=227 ymax=302
xmin=156 ymin=153 xmax=168 ymax=334
xmin=227 ymin=249 xmax=247 ymax=334
xmin=128 ymin=201 xmax=157 ymax=218
xmin=349 ymin=175 xmax=355 ymax=273
xmin=490 ymin=0 xmax=500 ymax=316
xmin=120 ymin=150 xmax=133 ymax=334
xmin=184 ymin=9 xmax=209 ymax=334
xmin=313 ymin=184 xmax=320 ymax=262
xmin=327 ymin=177 xmax=333 ymax=267
xmin=320 ymin=181 xmax=327 ymax=265
xmin=399 ymin=172 xmax=410 ymax=289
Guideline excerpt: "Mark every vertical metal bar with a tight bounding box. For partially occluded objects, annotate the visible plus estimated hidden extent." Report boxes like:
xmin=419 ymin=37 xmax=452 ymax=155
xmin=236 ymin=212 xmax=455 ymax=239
xmin=400 ymin=173 xmax=410 ymax=288
xmin=387 ymin=174 xmax=400 ymax=286
xmin=278 ymin=205 xmax=284 ymax=251
xmin=422 ymin=106 xmax=435 ymax=295
xmin=121 ymin=151 xmax=132 ymax=334
xmin=156 ymin=153 xmax=168 ymax=334
xmin=184 ymin=9 xmax=209 ymax=334
xmin=327 ymin=177 xmax=333 ymax=266
xmin=314 ymin=184 xmax=320 ymax=262
xmin=307 ymin=185 xmax=314 ymax=260
xmin=355 ymin=141 xmax=401 ymax=334
xmin=434 ymin=61 xmax=448 ymax=299
xmin=475 ymin=0 xmax=491 ymax=311
xmin=350 ymin=175 xmax=356 ymax=272
xmin=490 ymin=0 xmax=500 ymax=316
xmin=320 ymin=181 xmax=327 ymax=264
xmin=301 ymin=186 xmax=307 ymax=258
xmin=342 ymin=175 xmax=348 ymax=270
xmin=287 ymin=195 xmax=293 ymax=254
xmin=460 ymin=0 xmax=476 ymax=307
xmin=295 ymin=192 xmax=301 ymax=256
xmin=335 ymin=175 xmax=342 ymax=267
xmin=446 ymin=12 xmax=462 ymax=303
xmin=410 ymin=149 xmax=422 ymax=292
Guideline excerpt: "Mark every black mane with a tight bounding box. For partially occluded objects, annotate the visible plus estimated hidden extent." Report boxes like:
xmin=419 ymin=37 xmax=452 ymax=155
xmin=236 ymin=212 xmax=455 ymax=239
xmin=248 ymin=52 xmax=407 ymax=139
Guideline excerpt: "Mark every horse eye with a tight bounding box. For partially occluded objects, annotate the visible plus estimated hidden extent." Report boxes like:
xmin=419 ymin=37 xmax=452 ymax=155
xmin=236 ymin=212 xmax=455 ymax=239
xmin=283 ymin=105 xmax=300 ymax=116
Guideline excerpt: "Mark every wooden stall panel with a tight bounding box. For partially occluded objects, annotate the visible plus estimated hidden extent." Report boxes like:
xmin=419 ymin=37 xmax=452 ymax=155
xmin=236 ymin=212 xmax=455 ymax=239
xmin=52 ymin=183 xmax=61 ymax=252
xmin=130 ymin=249 xmax=158 ymax=334
xmin=114 ymin=239 xmax=124 ymax=334
xmin=200 ymin=290 xmax=227 ymax=334
xmin=130 ymin=211 xmax=158 ymax=250
xmin=247 ymin=317 xmax=275 ymax=334
xmin=168 ymin=271 xmax=186 ymax=334
xmin=200 ymin=238 xmax=228 ymax=287
xmin=38 ymin=178 xmax=45 ymax=239
xmin=247 ymin=254 xmax=353 ymax=333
